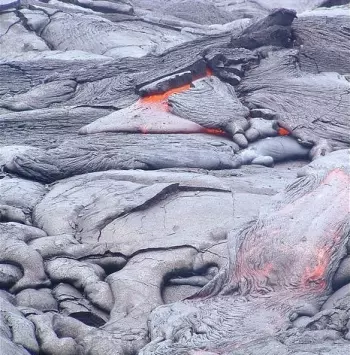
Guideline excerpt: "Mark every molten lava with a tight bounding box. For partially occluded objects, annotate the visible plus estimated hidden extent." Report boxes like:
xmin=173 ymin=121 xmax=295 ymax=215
xmin=139 ymin=68 xmax=227 ymax=136
xmin=139 ymin=69 xmax=291 ymax=138
xmin=302 ymin=248 xmax=328 ymax=290
xmin=140 ymin=83 xmax=192 ymax=106
xmin=278 ymin=127 xmax=290 ymax=136
xmin=300 ymin=169 xmax=349 ymax=291
xmin=201 ymin=127 xmax=227 ymax=136
xmin=140 ymin=68 xmax=213 ymax=107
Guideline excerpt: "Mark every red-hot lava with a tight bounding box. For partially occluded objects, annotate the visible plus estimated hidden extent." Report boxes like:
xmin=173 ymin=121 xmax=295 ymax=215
xmin=138 ymin=68 xmax=229 ymax=136
xmin=200 ymin=127 xmax=227 ymax=136
xmin=140 ymin=68 xmax=213 ymax=108
xmin=229 ymin=169 xmax=349 ymax=296
xmin=140 ymin=168 xmax=349 ymax=355
xmin=278 ymin=127 xmax=290 ymax=136
xmin=140 ymin=83 xmax=192 ymax=107
xmin=301 ymin=248 xmax=328 ymax=290
xmin=140 ymin=69 xmax=290 ymax=138
xmin=300 ymin=169 xmax=349 ymax=291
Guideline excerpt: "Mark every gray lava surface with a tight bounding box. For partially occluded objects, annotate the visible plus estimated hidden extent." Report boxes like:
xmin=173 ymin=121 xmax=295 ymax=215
xmin=0 ymin=1 xmax=349 ymax=355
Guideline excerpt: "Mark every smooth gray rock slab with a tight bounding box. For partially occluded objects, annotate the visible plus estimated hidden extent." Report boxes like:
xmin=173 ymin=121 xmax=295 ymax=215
xmin=79 ymin=102 xmax=204 ymax=135
xmin=99 ymin=189 xmax=233 ymax=250
xmin=322 ymin=284 xmax=350 ymax=310
xmin=30 ymin=170 xmax=234 ymax=256
xmin=38 ymin=11 xmax=195 ymax=58
xmin=16 ymin=288 xmax=58 ymax=312
xmin=237 ymin=136 xmax=310 ymax=167
xmin=0 ymin=11 xmax=48 ymax=59
xmin=0 ymin=177 xmax=46 ymax=212
xmin=30 ymin=169 xmax=233 ymax=245
xmin=333 ymin=257 xmax=350 ymax=290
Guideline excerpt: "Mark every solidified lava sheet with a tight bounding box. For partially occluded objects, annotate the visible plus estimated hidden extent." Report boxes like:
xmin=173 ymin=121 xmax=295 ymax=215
xmin=0 ymin=1 xmax=350 ymax=355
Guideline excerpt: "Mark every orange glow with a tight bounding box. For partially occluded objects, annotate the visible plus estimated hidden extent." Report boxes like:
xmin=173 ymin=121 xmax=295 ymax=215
xmin=278 ymin=127 xmax=290 ymax=136
xmin=302 ymin=248 xmax=328 ymax=290
xmin=140 ymin=83 xmax=192 ymax=105
xmin=205 ymin=67 xmax=213 ymax=76
xmin=139 ymin=125 xmax=228 ymax=136
xmin=201 ymin=127 xmax=227 ymax=136
xmin=140 ymin=67 xmax=213 ymax=107
xmin=138 ymin=68 xmax=225 ymax=137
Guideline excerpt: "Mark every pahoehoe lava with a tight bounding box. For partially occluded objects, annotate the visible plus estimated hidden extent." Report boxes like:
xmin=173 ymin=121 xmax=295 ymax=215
xmin=0 ymin=1 xmax=350 ymax=355
xmin=141 ymin=164 xmax=350 ymax=354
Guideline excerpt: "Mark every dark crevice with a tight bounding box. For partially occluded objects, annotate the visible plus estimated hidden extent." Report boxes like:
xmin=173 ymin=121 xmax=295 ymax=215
xmin=300 ymin=52 xmax=321 ymax=74
xmin=321 ymin=0 xmax=350 ymax=6
xmin=15 ymin=9 xmax=54 ymax=50
xmin=0 ymin=18 xmax=21 ymax=39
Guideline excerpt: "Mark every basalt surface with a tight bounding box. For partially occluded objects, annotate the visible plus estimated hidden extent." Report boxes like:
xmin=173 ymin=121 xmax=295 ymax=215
xmin=0 ymin=1 xmax=349 ymax=355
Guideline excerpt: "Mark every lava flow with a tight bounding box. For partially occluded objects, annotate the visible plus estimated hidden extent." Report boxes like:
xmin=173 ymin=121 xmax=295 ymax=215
xmin=140 ymin=83 xmax=191 ymax=107
xmin=200 ymin=127 xmax=227 ymax=136
xmin=278 ymin=127 xmax=290 ymax=136
xmin=139 ymin=69 xmax=288 ymax=138
xmin=140 ymin=68 xmax=213 ymax=108
xmin=301 ymin=248 xmax=328 ymax=290
xmin=139 ymin=67 xmax=226 ymax=136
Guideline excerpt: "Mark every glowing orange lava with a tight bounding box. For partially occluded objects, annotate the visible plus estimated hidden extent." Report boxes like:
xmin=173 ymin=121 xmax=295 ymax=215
xmin=140 ymin=67 xmax=213 ymax=106
xmin=201 ymin=127 xmax=227 ymax=136
xmin=302 ymin=248 xmax=328 ymax=290
xmin=205 ymin=67 xmax=213 ymax=77
xmin=140 ymin=83 xmax=192 ymax=105
xmin=278 ymin=127 xmax=290 ymax=136
xmin=138 ymin=67 xmax=225 ymax=136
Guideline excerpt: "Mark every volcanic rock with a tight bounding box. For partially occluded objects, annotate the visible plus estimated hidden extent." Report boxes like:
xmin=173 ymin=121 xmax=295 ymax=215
xmin=0 ymin=2 xmax=349 ymax=355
